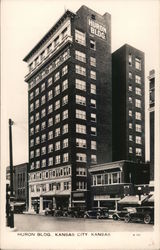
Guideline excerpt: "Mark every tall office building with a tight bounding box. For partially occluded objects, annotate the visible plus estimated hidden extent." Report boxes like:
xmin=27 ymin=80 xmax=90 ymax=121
xmin=23 ymin=5 xmax=112 ymax=212
xmin=148 ymin=69 xmax=155 ymax=183
xmin=112 ymin=44 xmax=145 ymax=163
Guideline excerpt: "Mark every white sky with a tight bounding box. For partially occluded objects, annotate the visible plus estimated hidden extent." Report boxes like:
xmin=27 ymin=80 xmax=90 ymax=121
xmin=1 ymin=0 xmax=160 ymax=168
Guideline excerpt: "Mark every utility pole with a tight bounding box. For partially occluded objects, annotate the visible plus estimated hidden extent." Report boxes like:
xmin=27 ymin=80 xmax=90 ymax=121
xmin=9 ymin=118 xmax=14 ymax=228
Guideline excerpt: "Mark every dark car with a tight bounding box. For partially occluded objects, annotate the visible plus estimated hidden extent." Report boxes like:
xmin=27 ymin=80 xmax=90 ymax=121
xmin=84 ymin=208 xmax=109 ymax=219
xmin=112 ymin=207 xmax=135 ymax=220
xmin=13 ymin=203 xmax=26 ymax=214
xmin=45 ymin=208 xmax=55 ymax=216
xmin=124 ymin=206 xmax=154 ymax=224
xmin=65 ymin=207 xmax=85 ymax=218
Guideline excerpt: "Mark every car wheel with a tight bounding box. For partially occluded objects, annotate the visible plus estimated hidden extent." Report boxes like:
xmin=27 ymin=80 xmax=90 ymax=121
xmin=96 ymin=215 xmax=100 ymax=219
xmin=113 ymin=215 xmax=118 ymax=220
xmin=84 ymin=214 xmax=87 ymax=219
xmin=125 ymin=216 xmax=131 ymax=223
xmin=144 ymin=215 xmax=151 ymax=224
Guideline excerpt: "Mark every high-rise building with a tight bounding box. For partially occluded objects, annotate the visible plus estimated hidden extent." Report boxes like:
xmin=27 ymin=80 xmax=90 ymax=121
xmin=148 ymin=69 xmax=155 ymax=183
xmin=112 ymin=44 xmax=145 ymax=163
xmin=23 ymin=5 xmax=112 ymax=212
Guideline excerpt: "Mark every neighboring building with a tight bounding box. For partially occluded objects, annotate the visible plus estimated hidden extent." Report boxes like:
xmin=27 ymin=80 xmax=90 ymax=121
xmin=23 ymin=5 xmax=112 ymax=212
xmin=112 ymin=44 xmax=145 ymax=163
xmin=148 ymin=69 xmax=155 ymax=186
xmin=6 ymin=163 xmax=28 ymax=206
xmin=89 ymin=160 xmax=150 ymax=210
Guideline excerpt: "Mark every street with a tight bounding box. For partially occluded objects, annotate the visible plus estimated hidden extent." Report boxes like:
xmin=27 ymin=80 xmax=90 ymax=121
xmin=13 ymin=214 xmax=154 ymax=232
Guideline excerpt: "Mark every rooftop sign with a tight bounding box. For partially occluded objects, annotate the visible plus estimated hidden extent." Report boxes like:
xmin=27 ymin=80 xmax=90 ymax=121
xmin=88 ymin=19 xmax=106 ymax=39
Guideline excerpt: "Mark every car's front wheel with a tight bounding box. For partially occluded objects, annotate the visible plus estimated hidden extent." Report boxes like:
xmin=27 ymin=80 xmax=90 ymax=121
xmin=144 ymin=214 xmax=151 ymax=224
xmin=125 ymin=215 xmax=131 ymax=223
xmin=84 ymin=214 xmax=87 ymax=219
xmin=113 ymin=215 xmax=118 ymax=220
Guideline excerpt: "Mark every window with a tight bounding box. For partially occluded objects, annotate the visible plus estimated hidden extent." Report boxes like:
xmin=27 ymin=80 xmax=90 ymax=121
xmin=48 ymin=90 xmax=53 ymax=101
xmin=136 ymin=87 xmax=141 ymax=96
xmin=76 ymin=124 xmax=86 ymax=134
xmin=40 ymin=51 xmax=45 ymax=61
xmin=91 ymin=113 xmax=96 ymax=122
xmin=76 ymin=181 xmax=87 ymax=190
xmin=64 ymin=182 xmax=69 ymax=190
xmin=90 ymin=84 xmax=96 ymax=94
xmin=41 ymin=134 xmax=46 ymax=142
xmin=63 ymin=153 xmax=69 ymax=163
xmin=75 ymin=29 xmax=86 ymax=46
xmin=62 ymin=110 xmax=68 ymax=120
xmin=48 ymin=144 xmax=53 ymax=153
xmin=129 ymin=135 xmax=132 ymax=141
xmin=75 ymin=79 xmax=86 ymax=91
xmin=91 ymin=140 xmax=97 ymax=150
xmin=76 ymin=109 xmax=86 ymax=120
xmin=48 ymin=157 xmax=53 ymax=166
xmin=129 ymin=97 xmax=132 ymax=103
xmin=62 ymin=65 xmax=68 ymax=76
xmin=62 ymin=124 xmax=68 ymax=134
xmin=62 ymin=79 xmax=68 ymax=91
xmin=54 ymin=36 xmax=59 ymax=47
xmin=129 ymin=86 xmax=132 ymax=91
xmin=41 ymin=95 xmax=46 ymax=105
xmin=90 ymin=70 xmax=96 ymax=80
xmin=91 ymin=127 xmax=96 ymax=136
xmin=30 ymin=139 xmax=34 ymax=147
xmin=48 ymin=131 xmax=53 ymax=140
xmin=55 ymin=100 xmax=60 ymax=110
xmin=42 ymin=159 xmax=46 ymax=168
xmin=55 ymin=141 xmax=61 ymax=151
xmin=54 ymin=85 xmax=60 ymax=96
xmin=90 ymin=57 xmax=96 ymax=67
xmin=76 ymin=138 xmax=86 ymax=148
xmin=76 ymin=153 xmax=87 ymax=162
xmin=135 ymin=99 xmax=141 ymax=108
xmin=136 ymin=148 xmax=142 ymax=156
xmin=90 ymin=40 xmax=96 ymax=50
xmin=41 ymin=146 xmax=46 ymax=155
xmin=29 ymin=92 xmax=34 ymax=100
xmin=63 ymin=138 xmax=68 ymax=148
xmin=35 ymin=112 xmax=40 ymax=121
xmin=35 ymin=161 xmax=40 ymax=169
xmin=35 ymin=136 xmax=40 ymax=145
xmin=41 ymin=109 xmax=46 ymax=118
xmin=62 ymin=95 xmax=68 ymax=106
xmin=30 ymin=127 xmax=34 ymax=135
xmin=75 ymin=50 xmax=86 ymax=63
xmin=136 ymin=136 xmax=142 ymax=144
xmin=55 ymin=155 xmax=61 ymax=165
xmin=90 ymin=99 xmax=96 ymax=108
xmin=62 ymin=27 xmax=68 ymax=39
xmin=55 ymin=58 xmax=60 ymax=68
xmin=48 ymin=77 xmax=52 ymax=87
xmin=55 ymin=127 xmax=60 ymax=137
xmin=135 ymin=112 xmax=141 ymax=120
xmin=54 ymin=72 xmax=60 ymax=82
xmin=55 ymin=114 xmax=60 ymax=124
xmin=56 ymin=182 xmax=61 ymax=190
xmin=129 ymin=110 xmax=132 ymax=116
xmin=35 ymin=99 xmax=39 ymax=109
xmin=48 ymin=117 xmax=53 ymax=127
xmin=135 ymin=75 xmax=141 ymax=84
xmin=30 ymin=103 xmax=34 ymax=112
xmin=129 ymin=72 xmax=132 ymax=79
xmin=30 ymin=116 xmax=34 ymax=124
xmin=41 ymin=121 xmax=46 ymax=130
xmin=30 ymin=163 xmax=34 ymax=170
xmin=75 ymin=65 xmax=86 ymax=76
xmin=76 ymin=95 xmax=86 ymax=106
xmin=136 ymin=124 xmax=142 ymax=132
xmin=47 ymin=43 xmax=52 ymax=54
xmin=47 ymin=104 xmax=53 ymax=114
xmin=129 ymin=123 xmax=132 ymax=129
xmin=29 ymin=62 xmax=33 ymax=72
xmin=76 ymin=167 xmax=87 ymax=176
xmin=129 ymin=54 xmax=132 ymax=66
xmin=135 ymin=58 xmax=141 ymax=70
xmin=91 ymin=154 xmax=97 ymax=163
xmin=129 ymin=147 xmax=133 ymax=153
xmin=30 ymin=151 xmax=34 ymax=159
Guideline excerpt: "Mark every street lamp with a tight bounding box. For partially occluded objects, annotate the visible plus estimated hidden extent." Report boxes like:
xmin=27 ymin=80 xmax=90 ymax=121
xmin=138 ymin=187 xmax=142 ymax=201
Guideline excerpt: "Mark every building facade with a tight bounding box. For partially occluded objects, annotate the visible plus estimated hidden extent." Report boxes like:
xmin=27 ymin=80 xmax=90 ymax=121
xmin=23 ymin=5 xmax=112 ymax=212
xmin=112 ymin=44 xmax=145 ymax=163
xmin=6 ymin=163 xmax=28 ymax=206
xmin=148 ymin=70 xmax=155 ymax=184
xmin=89 ymin=160 xmax=150 ymax=210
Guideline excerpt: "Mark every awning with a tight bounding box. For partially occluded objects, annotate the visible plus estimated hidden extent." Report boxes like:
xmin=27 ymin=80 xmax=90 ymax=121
xmin=41 ymin=190 xmax=70 ymax=197
xmin=72 ymin=200 xmax=85 ymax=203
xmin=147 ymin=195 xmax=154 ymax=203
xmin=13 ymin=202 xmax=25 ymax=206
xmin=118 ymin=195 xmax=148 ymax=205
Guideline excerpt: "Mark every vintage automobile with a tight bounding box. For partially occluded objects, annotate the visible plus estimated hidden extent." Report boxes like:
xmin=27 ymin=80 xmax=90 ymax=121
xmin=112 ymin=207 xmax=136 ymax=220
xmin=124 ymin=206 xmax=154 ymax=224
xmin=44 ymin=207 xmax=55 ymax=216
xmin=84 ymin=208 xmax=109 ymax=219
xmin=65 ymin=207 xmax=86 ymax=218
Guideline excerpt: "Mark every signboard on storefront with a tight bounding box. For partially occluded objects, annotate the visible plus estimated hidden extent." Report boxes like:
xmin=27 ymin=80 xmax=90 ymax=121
xmin=88 ymin=19 xmax=106 ymax=39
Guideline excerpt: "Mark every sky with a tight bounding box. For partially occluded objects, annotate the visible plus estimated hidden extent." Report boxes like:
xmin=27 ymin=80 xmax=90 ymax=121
xmin=1 ymin=0 xmax=160 ymax=168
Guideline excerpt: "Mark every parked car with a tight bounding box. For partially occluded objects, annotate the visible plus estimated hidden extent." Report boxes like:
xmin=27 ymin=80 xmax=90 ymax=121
xmin=84 ymin=208 xmax=109 ymax=219
xmin=124 ymin=206 xmax=154 ymax=224
xmin=66 ymin=207 xmax=86 ymax=218
xmin=54 ymin=209 xmax=64 ymax=217
xmin=112 ymin=207 xmax=136 ymax=220
xmin=44 ymin=208 xmax=55 ymax=216
xmin=13 ymin=203 xmax=26 ymax=214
